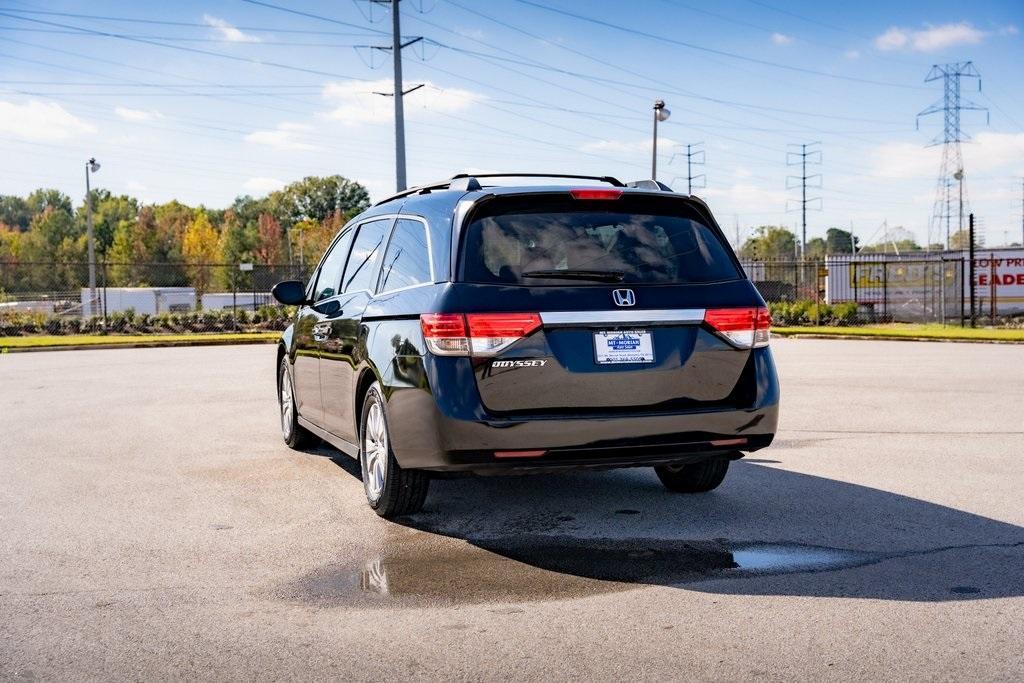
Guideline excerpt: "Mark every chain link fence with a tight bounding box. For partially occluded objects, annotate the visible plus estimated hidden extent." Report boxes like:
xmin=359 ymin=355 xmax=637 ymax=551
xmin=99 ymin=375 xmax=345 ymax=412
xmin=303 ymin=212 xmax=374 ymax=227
xmin=741 ymin=249 xmax=1024 ymax=327
xmin=0 ymin=262 xmax=312 ymax=336
xmin=2 ymin=251 xmax=1022 ymax=336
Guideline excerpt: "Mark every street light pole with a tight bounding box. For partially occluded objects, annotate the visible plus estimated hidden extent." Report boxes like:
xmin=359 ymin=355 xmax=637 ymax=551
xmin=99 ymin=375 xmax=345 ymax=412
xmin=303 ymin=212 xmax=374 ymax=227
xmin=954 ymin=168 xmax=964 ymax=248
xmin=85 ymin=158 xmax=100 ymax=314
xmin=651 ymin=100 xmax=670 ymax=181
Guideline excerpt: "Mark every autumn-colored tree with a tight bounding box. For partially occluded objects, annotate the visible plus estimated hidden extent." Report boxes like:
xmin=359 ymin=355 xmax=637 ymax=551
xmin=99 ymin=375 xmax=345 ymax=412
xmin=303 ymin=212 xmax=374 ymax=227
xmin=152 ymin=201 xmax=194 ymax=263
xmin=77 ymin=191 xmax=139 ymax=257
xmin=216 ymin=210 xmax=258 ymax=290
xmin=0 ymin=196 xmax=32 ymax=231
xmin=182 ymin=212 xmax=219 ymax=297
xmin=109 ymin=207 xmax=157 ymax=286
xmin=0 ymin=223 xmax=24 ymax=292
xmin=255 ymin=213 xmax=285 ymax=265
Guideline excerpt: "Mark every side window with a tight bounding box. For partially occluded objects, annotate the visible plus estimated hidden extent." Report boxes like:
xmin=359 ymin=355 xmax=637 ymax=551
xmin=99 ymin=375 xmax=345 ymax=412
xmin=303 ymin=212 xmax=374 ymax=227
xmin=378 ymin=219 xmax=432 ymax=292
xmin=312 ymin=229 xmax=355 ymax=301
xmin=341 ymin=218 xmax=389 ymax=294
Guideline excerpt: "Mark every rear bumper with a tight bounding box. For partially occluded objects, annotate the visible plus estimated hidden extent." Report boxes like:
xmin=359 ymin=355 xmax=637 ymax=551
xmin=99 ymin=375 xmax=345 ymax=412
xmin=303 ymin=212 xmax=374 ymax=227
xmin=384 ymin=347 xmax=780 ymax=473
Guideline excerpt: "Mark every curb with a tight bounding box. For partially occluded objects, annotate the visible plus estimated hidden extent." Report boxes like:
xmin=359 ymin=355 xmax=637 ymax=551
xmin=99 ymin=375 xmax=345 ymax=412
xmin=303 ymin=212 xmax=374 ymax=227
xmin=0 ymin=337 xmax=278 ymax=353
xmin=772 ymin=332 xmax=1024 ymax=345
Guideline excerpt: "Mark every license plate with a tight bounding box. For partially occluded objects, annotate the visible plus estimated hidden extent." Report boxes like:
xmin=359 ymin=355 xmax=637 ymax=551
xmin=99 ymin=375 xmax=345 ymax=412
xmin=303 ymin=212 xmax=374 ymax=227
xmin=594 ymin=330 xmax=654 ymax=364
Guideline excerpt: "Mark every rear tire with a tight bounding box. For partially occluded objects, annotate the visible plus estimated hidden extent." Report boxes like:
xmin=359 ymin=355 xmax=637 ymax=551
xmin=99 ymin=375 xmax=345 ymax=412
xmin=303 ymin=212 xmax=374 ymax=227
xmin=279 ymin=357 xmax=317 ymax=450
xmin=655 ymin=458 xmax=730 ymax=493
xmin=360 ymin=382 xmax=429 ymax=519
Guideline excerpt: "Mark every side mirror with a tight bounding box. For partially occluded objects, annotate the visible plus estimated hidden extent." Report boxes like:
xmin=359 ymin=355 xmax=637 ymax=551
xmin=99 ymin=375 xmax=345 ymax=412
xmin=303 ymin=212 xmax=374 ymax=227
xmin=271 ymin=280 xmax=307 ymax=306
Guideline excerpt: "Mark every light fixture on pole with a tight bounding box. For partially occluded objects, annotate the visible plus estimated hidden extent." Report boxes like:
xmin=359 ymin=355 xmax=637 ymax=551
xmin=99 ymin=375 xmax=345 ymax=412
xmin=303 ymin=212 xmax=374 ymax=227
xmin=651 ymin=100 xmax=670 ymax=181
xmin=85 ymin=158 xmax=100 ymax=315
xmin=953 ymin=168 xmax=964 ymax=248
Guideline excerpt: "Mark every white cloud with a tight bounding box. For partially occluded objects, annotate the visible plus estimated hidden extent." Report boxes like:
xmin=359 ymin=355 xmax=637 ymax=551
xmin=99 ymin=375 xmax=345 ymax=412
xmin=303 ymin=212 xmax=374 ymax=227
xmin=203 ymin=14 xmax=261 ymax=43
xmin=875 ymin=27 xmax=909 ymax=51
xmin=700 ymin=182 xmax=789 ymax=215
xmin=770 ymin=33 xmax=793 ymax=45
xmin=127 ymin=180 xmax=147 ymax=192
xmin=0 ymin=99 xmax=95 ymax=141
xmin=999 ymin=25 xmax=1019 ymax=36
xmin=874 ymin=22 xmax=986 ymax=52
xmin=844 ymin=49 xmax=861 ymax=60
xmin=580 ymin=137 xmax=680 ymax=155
xmin=244 ymin=122 xmax=314 ymax=150
xmin=320 ymin=79 xmax=482 ymax=126
xmin=243 ymin=177 xmax=286 ymax=194
xmin=115 ymin=106 xmax=164 ymax=122
xmin=870 ymin=133 xmax=1024 ymax=179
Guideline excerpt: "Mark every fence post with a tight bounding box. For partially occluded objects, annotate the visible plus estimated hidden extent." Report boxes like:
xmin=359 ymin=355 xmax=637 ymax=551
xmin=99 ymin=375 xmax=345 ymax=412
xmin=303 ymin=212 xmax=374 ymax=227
xmin=969 ymin=214 xmax=976 ymax=328
xmin=232 ymin=271 xmax=238 ymax=332
xmin=101 ymin=261 xmax=108 ymax=330
xmin=990 ymin=260 xmax=997 ymax=320
xmin=960 ymin=257 xmax=966 ymax=328
xmin=882 ymin=262 xmax=888 ymax=322
xmin=814 ymin=260 xmax=821 ymax=326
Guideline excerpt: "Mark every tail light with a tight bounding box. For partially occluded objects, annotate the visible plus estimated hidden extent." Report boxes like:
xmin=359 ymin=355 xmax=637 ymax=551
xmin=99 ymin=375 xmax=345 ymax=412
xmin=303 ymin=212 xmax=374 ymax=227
xmin=420 ymin=312 xmax=541 ymax=356
xmin=703 ymin=307 xmax=771 ymax=349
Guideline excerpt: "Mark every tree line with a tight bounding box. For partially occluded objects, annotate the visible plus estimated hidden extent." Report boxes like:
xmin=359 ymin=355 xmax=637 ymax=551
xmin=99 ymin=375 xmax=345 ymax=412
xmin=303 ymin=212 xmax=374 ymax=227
xmin=0 ymin=176 xmax=369 ymax=293
xmin=736 ymin=225 xmax=959 ymax=260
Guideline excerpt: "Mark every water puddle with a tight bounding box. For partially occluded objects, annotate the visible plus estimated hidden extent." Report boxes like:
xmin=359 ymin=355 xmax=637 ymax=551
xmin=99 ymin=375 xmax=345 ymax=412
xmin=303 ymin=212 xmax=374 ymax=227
xmin=280 ymin=535 xmax=882 ymax=607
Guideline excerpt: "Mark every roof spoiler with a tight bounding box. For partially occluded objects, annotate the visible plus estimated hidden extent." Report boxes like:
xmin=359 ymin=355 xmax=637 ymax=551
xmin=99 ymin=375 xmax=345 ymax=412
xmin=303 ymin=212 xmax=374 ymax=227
xmin=625 ymin=179 xmax=675 ymax=192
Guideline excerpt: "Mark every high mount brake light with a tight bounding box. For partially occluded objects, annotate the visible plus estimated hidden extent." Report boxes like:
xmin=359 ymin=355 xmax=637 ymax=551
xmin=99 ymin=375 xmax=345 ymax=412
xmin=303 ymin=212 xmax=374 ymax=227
xmin=420 ymin=312 xmax=542 ymax=356
xmin=569 ymin=188 xmax=624 ymax=200
xmin=703 ymin=307 xmax=771 ymax=349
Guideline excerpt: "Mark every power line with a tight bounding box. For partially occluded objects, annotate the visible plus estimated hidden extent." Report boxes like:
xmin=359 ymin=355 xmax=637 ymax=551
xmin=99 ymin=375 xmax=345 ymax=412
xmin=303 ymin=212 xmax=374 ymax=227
xmin=510 ymin=0 xmax=926 ymax=90
xmin=0 ymin=7 xmax=385 ymax=36
xmin=0 ymin=12 xmax=373 ymax=82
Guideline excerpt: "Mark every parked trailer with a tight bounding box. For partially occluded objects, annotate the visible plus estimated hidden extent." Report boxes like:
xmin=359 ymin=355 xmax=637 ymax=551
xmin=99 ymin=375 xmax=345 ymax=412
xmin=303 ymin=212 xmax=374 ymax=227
xmin=825 ymin=248 xmax=1024 ymax=320
xmin=80 ymin=287 xmax=195 ymax=317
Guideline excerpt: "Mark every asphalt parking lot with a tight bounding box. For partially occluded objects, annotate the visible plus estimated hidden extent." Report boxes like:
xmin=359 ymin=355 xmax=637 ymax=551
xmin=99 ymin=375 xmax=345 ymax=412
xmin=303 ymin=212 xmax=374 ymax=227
xmin=2 ymin=339 xmax=1023 ymax=680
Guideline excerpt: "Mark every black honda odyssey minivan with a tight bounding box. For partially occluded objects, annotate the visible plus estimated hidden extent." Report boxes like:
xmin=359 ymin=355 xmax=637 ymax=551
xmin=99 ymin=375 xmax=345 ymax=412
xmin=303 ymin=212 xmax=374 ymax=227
xmin=272 ymin=174 xmax=779 ymax=518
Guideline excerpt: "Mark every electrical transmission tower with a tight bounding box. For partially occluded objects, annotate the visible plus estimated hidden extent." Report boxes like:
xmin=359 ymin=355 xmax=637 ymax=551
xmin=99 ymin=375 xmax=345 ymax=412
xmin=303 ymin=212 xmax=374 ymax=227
xmin=368 ymin=0 xmax=424 ymax=192
xmin=786 ymin=142 xmax=822 ymax=258
xmin=917 ymin=62 xmax=988 ymax=249
xmin=671 ymin=143 xmax=706 ymax=194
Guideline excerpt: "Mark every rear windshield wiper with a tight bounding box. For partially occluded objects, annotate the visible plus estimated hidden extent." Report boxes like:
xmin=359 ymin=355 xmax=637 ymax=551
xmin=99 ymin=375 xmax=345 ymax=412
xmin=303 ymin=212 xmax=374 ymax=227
xmin=521 ymin=269 xmax=625 ymax=282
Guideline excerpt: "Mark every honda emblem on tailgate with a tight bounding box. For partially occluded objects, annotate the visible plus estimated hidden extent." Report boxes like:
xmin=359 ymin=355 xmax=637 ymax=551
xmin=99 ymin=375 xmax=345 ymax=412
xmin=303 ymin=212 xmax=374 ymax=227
xmin=612 ymin=289 xmax=636 ymax=307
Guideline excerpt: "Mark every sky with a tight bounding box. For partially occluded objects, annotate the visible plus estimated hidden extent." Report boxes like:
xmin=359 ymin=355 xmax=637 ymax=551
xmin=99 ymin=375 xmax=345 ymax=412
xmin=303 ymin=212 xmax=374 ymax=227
xmin=0 ymin=0 xmax=1022 ymax=248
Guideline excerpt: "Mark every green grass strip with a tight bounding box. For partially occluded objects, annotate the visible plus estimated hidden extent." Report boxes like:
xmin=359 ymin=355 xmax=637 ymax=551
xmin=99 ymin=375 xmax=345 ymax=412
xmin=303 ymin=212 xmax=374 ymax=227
xmin=773 ymin=324 xmax=1024 ymax=342
xmin=1 ymin=332 xmax=280 ymax=350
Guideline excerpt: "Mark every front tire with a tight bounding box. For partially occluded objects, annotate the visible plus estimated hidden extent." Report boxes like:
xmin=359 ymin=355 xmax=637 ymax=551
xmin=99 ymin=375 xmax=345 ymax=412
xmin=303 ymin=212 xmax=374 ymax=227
xmin=360 ymin=383 xmax=429 ymax=518
xmin=655 ymin=458 xmax=730 ymax=493
xmin=279 ymin=357 xmax=316 ymax=450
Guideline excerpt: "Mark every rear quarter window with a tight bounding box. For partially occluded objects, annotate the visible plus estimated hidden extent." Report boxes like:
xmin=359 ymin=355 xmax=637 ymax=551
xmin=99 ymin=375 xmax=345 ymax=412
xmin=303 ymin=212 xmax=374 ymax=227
xmin=460 ymin=195 xmax=739 ymax=285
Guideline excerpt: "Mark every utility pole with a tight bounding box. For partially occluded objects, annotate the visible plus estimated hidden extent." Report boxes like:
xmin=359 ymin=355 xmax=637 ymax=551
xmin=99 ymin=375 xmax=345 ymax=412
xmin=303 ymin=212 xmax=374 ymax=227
xmin=918 ymin=62 xmax=988 ymax=249
xmin=676 ymin=143 xmax=705 ymax=194
xmin=1020 ymin=178 xmax=1023 ymax=246
xmin=370 ymin=0 xmax=424 ymax=192
xmin=651 ymin=100 xmax=670 ymax=180
xmin=786 ymin=142 xmax=822 ymax=259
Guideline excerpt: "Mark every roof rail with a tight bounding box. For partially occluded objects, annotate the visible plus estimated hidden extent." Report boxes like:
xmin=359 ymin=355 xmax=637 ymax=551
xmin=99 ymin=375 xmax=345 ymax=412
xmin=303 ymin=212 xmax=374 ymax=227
xmin=625 ymin=179 xmax=675 ymax=192
xmin=450 ymin=172 xmax=624 ymax=187
xmin=373 ymin=172 xmax=626 ymax=206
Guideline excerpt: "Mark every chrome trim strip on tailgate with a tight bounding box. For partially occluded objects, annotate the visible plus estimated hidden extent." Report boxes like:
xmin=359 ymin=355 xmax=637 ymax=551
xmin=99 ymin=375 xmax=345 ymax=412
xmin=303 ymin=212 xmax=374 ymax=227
xmin=540 ymin=309 xmax=706 ymax=326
